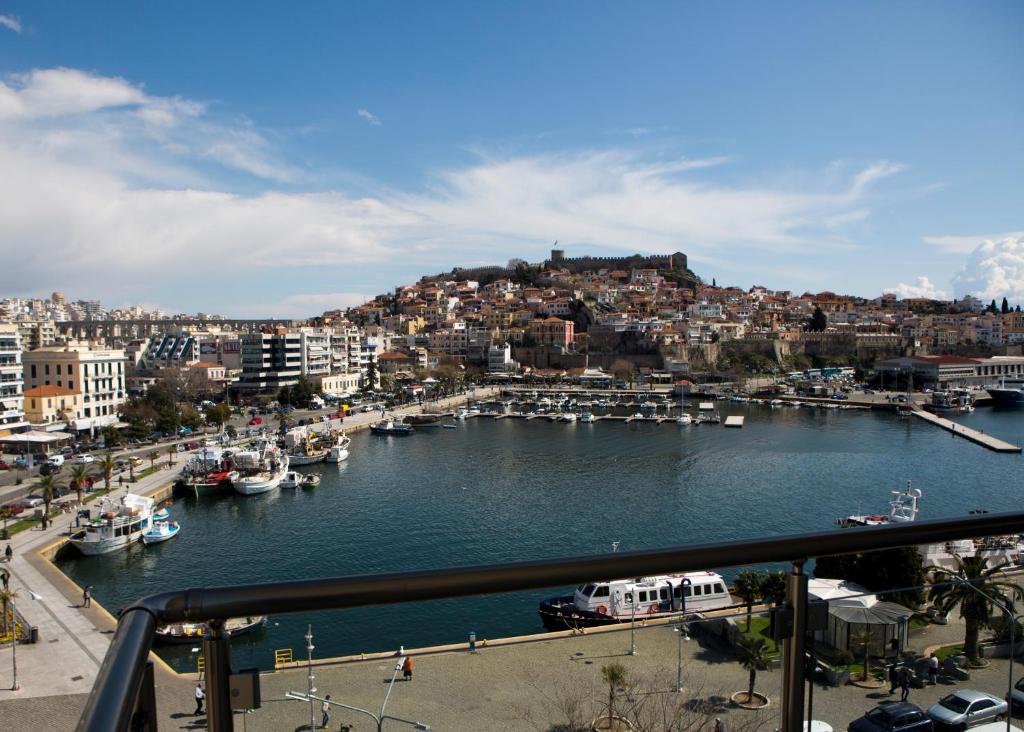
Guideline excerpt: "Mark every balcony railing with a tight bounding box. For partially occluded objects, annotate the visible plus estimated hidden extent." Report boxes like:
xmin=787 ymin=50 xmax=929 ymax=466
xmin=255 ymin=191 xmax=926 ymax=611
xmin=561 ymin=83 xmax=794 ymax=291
xmin=77 ymin=510 xmax=1024 ymax=732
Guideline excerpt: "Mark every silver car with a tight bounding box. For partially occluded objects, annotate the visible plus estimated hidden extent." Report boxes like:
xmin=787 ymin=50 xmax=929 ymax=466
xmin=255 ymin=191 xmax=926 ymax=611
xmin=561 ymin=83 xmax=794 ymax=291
xmin=927 ymin=690 xmax=1008 ymax=731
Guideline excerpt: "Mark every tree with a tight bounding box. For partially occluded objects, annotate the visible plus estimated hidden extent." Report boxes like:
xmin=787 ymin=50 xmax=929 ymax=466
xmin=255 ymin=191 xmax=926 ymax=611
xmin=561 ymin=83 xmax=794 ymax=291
xmin=225 ymin=424 xmax=237 ymax=440
xmin=735 ymin=635 xmax=771 ymax=702
xmin=38 ymin=475 xmax=56 ymax=529
xmin=849 ymin=629 xmax=879 ymax=681
xmin=600 ymin=662 xmax=628 ymax=730
xmin=610 ymin=359 xmax=636 ymax=388
xmin=733 ymin=571 xmax=765 ymax=631
xmin=988 ymin=299 xmax=998 ymax=314
xmin=277 ymin=385 xmax=292 ymax=406
xmin=95 ymin=453 xmax=116 ymax=492
xmin=363 ymin=360 xmax=379 ymax=391
xmin=808 ymin=306 xmax=828 ymax=332
xmin=1001 ymin=297 xmax=1010 ymax=314
xmin=69 ymin=465 xmax=89 ymax=504
xmin=0 ymin=586 xmax=16 ymax=638
xmin=179 ymin=406 xmax=202 ymax=431
xmin=760 ymin=570 xmax=787 ymax=606
xmin=927 ymin=553 xmax=1024 ymax=661
xmin=167 ymin=445 xmax=177 ymax=466
xmin=147 ymin=450 xmax=159 ymax=471
xmin=204 ymin=403 xmax=231 ymax=428
xmin=815 ymin=546 xmax=925 ymax=608
xmin=101 ymin=425 xmax=123 ymax=448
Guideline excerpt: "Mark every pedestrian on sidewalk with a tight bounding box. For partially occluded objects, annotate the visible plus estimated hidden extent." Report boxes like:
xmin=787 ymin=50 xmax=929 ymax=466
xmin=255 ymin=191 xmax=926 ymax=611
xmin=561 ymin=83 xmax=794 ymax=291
xmin=888 ymin=661 xmax=899 ymax=694
xmin=899 ymin=667 xmax=911 ymax=701
xmin=4 ymin=543 xmax=12 ymax=562
xmin=402 ymin=655 xmax=413 ymax=681
xmin=82 ymin=585 xmax=91 ymax=608
xmin=715 ymin=718 xmax=727 ymax=732
xmin=928 ymin=653 xmax=939 ymax=684
xmin=321 ymin=695 xmax=331 ymax=729
xmin=194 ymin=683 xmax=205 ymax=715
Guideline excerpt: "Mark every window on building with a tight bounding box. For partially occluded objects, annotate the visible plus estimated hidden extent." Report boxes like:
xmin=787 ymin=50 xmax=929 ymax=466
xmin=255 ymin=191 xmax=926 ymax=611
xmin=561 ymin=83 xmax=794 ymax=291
xmin=44 ymin=364 xmax=50 ymax=375
xmin=30 ymin=364 xmax=36 ymax=378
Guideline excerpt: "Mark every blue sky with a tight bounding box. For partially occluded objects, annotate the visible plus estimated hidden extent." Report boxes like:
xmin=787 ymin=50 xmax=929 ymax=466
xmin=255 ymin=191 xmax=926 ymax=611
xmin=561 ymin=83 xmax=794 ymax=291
xmin=1 ymin=1 xmax=1022 ymax=316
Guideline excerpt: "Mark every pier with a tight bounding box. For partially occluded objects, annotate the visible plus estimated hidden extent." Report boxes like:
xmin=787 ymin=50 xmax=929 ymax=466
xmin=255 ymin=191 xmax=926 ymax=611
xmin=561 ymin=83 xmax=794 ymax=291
xmin=911 ymin=406 xmax=1022 ymax=453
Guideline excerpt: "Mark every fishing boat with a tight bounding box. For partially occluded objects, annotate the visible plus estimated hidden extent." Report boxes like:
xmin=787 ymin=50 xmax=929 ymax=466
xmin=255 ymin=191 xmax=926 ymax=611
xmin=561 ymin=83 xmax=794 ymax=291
xmin=837 ymin=481 xmax=921 ymax=527
xmin=280 ymin=470 xmax=302 ymax=488
xmin=285 ymin=428 xmax=329 ymax=465
xmin=301 ymin=473 xmax=321 ymax=488
xmin=152 ymin=507 xmax=171 ymax=521
xmin=229 ymin=440 xmax=289 ymax=495
xmin=325 ymin=433 xmax=351 ymax=462
xmin=925 ymin=389 xmax=975 ymax=414
xmin=403 ymin=413 xmax=445 ymax=429
xmin=155 ymin=615 xmax=267 ymax=645
xmin=178 ymin=447 xmax=232 ymax=497
xmin=538 ymin=571 xmax=732 ymax=631
xmin=370 ymin=419 xmax=414 ymax=435
xmin=142 ymin=520 xmax=180 ymax=545
xmin=68 ymin=494 xmax=155 ymax=556
xmin=986 ymin=377 xmax=1024 ymax=407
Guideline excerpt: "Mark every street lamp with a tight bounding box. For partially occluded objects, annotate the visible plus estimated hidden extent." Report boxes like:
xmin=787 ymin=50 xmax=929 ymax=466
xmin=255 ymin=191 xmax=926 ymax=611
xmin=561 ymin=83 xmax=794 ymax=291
xmin=949 ymin=576 xmax=1017 ymax=732
xmin=305 ymin=624 xmax=316 ymax=730
xmin=674 ymin=624 xmax=690 ymax=692
xmin=286 ymin=657 xmax=432 ymax=732
xmin=7 ymin=589 xmax=41 ymax=691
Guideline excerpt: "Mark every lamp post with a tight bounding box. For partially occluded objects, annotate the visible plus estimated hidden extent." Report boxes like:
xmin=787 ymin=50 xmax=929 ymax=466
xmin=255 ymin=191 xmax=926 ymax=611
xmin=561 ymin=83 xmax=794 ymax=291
xmin=674 ymin=624 xmax=690 ymax=692
xmin=287 ymin=657 xmax=431 ymax=732
xmin=305 ymin=624 xmax=316 ymax=730
xmin=950 ymin=577 xmax=1017 ymax=732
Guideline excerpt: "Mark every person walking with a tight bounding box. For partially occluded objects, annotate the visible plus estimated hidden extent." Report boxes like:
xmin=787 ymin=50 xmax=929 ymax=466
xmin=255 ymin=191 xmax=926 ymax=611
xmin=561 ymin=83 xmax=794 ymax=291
xmin=714 ymin=718 xmax=727 ymax=732
xmin=4 ymin=543 xmax=12 ymax=562
xmin=82 ymin=585 xmax=91 ymax=608
xmin=888 ymin=662 xmax=899 ymax=695
xmin=899 ymin=666 xmax=911 ymax=702
xmin=321 ymin=695 xmax=331 ymax=729
xmin=402 ymin=655 xmax=413 ymax=681
xmin=928 ymin=653 xmax=939 ymax=684
xmin=194 ymin=683 xmax=205 ymax=715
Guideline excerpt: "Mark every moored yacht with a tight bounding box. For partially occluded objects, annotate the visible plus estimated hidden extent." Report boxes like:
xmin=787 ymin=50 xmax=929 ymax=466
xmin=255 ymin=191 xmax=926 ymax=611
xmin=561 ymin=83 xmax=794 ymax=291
xmin=326 ymin=433 xmax=351 ymax=462
xmin=676 ymin=413 xmax=692 ymax=425
xmin=539 ymin=571 xmax=732 ymax=631
xmin=69 ymin=494 xmax=155 ymax=556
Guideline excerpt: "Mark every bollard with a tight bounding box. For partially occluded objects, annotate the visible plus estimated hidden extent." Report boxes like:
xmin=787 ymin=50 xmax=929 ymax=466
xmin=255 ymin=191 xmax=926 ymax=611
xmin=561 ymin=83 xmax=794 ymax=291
xmin=469 ymin=630 xmax=476 ymax=653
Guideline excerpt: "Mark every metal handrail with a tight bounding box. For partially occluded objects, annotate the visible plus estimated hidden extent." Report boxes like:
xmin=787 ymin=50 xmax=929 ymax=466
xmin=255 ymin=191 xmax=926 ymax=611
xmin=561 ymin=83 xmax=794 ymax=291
xmin=76 ymin=510 xmax=1024 ymax=732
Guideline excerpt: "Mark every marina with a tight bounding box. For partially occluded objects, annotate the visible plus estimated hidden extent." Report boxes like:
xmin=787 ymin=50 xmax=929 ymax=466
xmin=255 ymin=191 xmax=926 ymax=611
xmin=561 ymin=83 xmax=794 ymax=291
xmin=57 ymin=401 xmax=1023 ymax=672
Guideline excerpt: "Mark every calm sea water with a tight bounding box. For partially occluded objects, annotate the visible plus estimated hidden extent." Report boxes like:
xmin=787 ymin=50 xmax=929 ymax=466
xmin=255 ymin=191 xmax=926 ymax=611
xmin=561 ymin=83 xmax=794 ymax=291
xmin=58 ymin=403 xmax=1023 ymax=671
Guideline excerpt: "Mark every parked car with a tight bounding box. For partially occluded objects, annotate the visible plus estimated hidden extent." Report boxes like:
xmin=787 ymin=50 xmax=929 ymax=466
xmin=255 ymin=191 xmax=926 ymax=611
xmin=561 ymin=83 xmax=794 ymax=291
xmin=72 ymin=454 xmax=96 ymax=464
xmin=0 ymin=502 xmax=25 ymax=516
xmin=248 ymin=417 xmax=262 ymax=426
xmin=18 ymin=495 xmax=45 ymax=508
xmin=927 ymin=690 xmax=1008 ymax=731
xmin=1009 ymin=676 xmax=1024 ymax=713
xmin=0 ymin=460 xmax=10 ymax=470
xmin=59 ymin=446 xmax=75 ymax=457
xmin=184 ymin=441 xmax=200 ymax=450
xmin=849 ymin=702 xmax=934 ymax=732
xmin=114 ymin=460 xmax=128 ymax=473
xmin=46 ymin=454 xmax=65 ymax=467
xmin=39 ymin=462 xmax=62 ymax=476
xmin=128 ymin=456 xmax=143 ymax=467
xmin=175 ymin=443 xmax=186 ymax=452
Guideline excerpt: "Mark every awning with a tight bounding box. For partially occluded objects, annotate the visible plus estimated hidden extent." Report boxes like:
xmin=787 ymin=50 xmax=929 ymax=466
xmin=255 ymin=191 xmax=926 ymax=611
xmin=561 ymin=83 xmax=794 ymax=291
xmin=0 ymin=430 xmax=75 ymax=444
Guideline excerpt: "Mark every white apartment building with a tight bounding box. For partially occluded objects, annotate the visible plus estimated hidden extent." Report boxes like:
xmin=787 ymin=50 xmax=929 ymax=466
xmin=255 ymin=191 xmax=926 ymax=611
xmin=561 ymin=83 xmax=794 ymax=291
xmin=22 ymin=343 xmax=126 ymax=431
xmin=237 ymin=330 xmax=303 ymax=393
xmin=487 ymin=343 xmax=517 ymax=373
xmin=238 ymin=326 xmax=369 ymax=394
xmin=0 ymin=324 xmax=29 ymax=436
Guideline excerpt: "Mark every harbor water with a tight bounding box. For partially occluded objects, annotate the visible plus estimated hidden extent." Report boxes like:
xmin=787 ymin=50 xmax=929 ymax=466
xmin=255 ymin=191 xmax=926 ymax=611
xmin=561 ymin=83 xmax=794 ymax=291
xmin=58 ymin=403 xmax=1023 ymax=672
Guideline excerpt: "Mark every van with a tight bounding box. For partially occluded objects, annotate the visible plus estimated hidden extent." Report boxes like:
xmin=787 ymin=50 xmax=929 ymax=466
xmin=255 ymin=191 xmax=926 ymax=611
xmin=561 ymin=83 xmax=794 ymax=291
xmin=46 ymin=454 xmax=65 ymax=467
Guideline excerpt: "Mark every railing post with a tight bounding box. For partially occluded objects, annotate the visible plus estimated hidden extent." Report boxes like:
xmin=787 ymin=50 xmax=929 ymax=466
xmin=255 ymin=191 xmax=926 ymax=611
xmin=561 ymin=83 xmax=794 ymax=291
xmin=132 ymin=661 xmax=158 ymax=731
xmin=781 ymin=560 xmax=808 ymax=732
xmin=203 ymin=620 xmax=234 ymax=732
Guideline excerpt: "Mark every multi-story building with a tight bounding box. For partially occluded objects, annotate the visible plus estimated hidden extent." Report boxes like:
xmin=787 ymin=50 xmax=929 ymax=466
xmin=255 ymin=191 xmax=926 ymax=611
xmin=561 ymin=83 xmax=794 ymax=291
xmin=22 ymin=343 xmax=127 ymax=432
xmin=0 ymin=324 xmax=29 ymax=436
xmin=23 ymin=385 xmax=83 ymax=425
xmin=527 ymin=317 xmax=575 ymax=348
xmin=488 ymin=343 xmax=517 ymax=373
xmin=237 ymin=330 xmax=303 ymax=393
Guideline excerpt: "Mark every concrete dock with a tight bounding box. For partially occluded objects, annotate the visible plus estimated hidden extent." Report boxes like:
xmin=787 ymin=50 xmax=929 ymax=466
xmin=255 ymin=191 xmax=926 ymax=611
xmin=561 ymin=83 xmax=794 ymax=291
xmin=911 ymin=407 xmax=1022 ymax=453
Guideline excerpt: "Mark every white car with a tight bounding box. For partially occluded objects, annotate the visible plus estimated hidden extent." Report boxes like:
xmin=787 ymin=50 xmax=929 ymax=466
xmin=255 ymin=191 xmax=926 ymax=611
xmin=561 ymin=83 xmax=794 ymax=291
xmin=72 ymin=454 xmax=96 ymax=464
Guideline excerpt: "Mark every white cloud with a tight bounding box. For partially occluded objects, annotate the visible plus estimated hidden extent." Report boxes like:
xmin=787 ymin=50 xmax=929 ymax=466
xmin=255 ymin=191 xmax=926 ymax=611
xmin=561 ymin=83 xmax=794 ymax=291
xmin=923 ymin=229 xmax=1024 ymax=255
xmin=0 ymin=14 xmax=21 ymax=33
xmin=952 ymin=237 xmax=1024 ymax=303
xmin=0 ymin=66 xmax=911 ymax=313
xmin=357 ymin=108 xmax=381 ymax=126
xmin=884 ymin=276 xmax=949 ymax=300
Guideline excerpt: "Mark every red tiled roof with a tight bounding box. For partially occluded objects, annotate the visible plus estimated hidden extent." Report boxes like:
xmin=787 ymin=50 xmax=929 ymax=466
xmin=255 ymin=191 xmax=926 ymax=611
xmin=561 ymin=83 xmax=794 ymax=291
xmin=24 ymin=385 xmax=78 ymax=397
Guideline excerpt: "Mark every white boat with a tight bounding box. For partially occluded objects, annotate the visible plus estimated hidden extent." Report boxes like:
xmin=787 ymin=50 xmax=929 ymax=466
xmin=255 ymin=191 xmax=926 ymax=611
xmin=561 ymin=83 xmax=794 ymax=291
xmin=142 ymin=520 xmax=180 ymax=545
xmin=326 ymin=434 xmax=351 ymax=462
xmin=156 ymin=616 xmax=266 ymax=645
xmin=280 ymin=470 xmax=301 ymax=488
xmin=580 ymin=412 xmax=595 ymax=423
xmin=676 ymin=413 xmax=692 ymax=425
xmin=285 ymin=427 xmax=329 ymax=465
xmin=230 ymin=441 xmax=289 ymax=495
xmin=561 ymin=412 xmax=577 ymax=423
xmin=69 ymin=494 xmax=155 ymax=556
xmin=370 ymin=419 xmax=414 ymax=435
xmin=539 ymin=570 xmax=732 ymax=630
xmin=301 ymin=473 xmax=321 ymax=488
xmin=454 ymin=408 xmax=468 ymax=420
xmin=152 ymin=507 xmax=170 ymax=521
xmin=769 ymin=399 xmax=783 ymax=408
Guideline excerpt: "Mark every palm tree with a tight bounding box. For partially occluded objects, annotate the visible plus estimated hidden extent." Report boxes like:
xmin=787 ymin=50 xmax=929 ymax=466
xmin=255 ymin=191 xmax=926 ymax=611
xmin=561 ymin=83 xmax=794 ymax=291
xmin=95 ymin=453 xmax=116 ymax=492
xmin=147 ymin=450 xmax=159 ymax=471
xmin=0 ymin=586 xmax=16 ymax=638
xmin=849 ymin=629 xmax=879 ymax=681
xmin=733 ymin=571 xmax=764 ymax=631
xmin=600 ymin=662 xmax=627 ymax=730
xmin=68 ymin=464 xmax=89 ymax=504
xmin=760 ymin=570 xmax=787 ymax=606
xmin=37 ymin=475 xmax=57 ymax=529
xmin=167 ymin=445 xmax=176 ymax=466
xmin=927 ymin=553 xmax=1024 ymax=661
xmin=735 ymin=634 xmax=772 ymax=703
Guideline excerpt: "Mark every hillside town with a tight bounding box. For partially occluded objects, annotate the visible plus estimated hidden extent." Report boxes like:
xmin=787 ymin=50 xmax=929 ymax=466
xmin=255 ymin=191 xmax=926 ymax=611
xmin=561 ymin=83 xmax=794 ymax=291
xmin=1 ymin=248 xmax=1023 ymax=442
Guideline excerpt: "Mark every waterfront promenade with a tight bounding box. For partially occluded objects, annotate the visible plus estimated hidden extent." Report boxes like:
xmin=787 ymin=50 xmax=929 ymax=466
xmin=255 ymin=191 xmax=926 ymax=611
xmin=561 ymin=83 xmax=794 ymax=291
xmin=0 ymin=389 xmax=495 ymax=723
